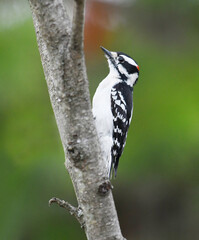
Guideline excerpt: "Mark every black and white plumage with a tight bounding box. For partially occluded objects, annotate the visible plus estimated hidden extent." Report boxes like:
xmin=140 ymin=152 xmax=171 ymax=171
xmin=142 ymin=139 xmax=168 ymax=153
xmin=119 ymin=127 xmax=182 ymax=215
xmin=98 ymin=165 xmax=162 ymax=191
xmin=92 ymin=47 xmax=139 ymax=178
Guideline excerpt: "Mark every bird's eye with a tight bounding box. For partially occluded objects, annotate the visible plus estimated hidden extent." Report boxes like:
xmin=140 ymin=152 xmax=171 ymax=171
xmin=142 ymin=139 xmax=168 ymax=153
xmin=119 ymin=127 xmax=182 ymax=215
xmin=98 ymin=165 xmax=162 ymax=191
xmin=118 ymin=56 xmax=124 ymax=63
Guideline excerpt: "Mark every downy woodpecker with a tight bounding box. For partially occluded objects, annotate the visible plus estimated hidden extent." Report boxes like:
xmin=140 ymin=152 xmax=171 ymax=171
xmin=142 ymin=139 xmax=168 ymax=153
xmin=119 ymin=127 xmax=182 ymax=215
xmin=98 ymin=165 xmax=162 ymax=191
xmin=92 ymin=47 xmax=140 ymax=178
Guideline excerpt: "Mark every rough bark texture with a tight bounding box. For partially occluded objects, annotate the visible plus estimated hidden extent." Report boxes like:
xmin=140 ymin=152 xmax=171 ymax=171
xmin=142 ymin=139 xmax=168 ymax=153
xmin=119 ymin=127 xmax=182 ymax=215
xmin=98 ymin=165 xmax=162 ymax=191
xmin=29 ymin=0 xmax=126 ymax=239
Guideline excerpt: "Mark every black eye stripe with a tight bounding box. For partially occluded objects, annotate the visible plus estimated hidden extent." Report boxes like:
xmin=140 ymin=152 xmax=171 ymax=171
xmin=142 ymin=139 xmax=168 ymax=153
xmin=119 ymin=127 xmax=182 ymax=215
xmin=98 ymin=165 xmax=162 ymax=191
xmin=121 ymin=61 xmax=139 ymax=75
xmin=117 ymin=52 xmax=139 ymax=66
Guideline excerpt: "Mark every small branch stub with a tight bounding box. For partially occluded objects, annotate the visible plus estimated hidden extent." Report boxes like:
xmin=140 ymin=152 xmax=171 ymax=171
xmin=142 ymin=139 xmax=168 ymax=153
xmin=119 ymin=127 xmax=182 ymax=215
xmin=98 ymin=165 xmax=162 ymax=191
xmin=49 ymin=197 xmax=85 ymax=228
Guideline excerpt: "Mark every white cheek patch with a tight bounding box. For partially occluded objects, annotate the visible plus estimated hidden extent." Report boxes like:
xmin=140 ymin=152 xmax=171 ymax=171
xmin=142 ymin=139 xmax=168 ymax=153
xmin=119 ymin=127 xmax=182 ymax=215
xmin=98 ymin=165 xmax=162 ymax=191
xmin=126 ymin=73 xmax=139 ymax=87
xmin=118 ymin=64 xmax=128 ymax=76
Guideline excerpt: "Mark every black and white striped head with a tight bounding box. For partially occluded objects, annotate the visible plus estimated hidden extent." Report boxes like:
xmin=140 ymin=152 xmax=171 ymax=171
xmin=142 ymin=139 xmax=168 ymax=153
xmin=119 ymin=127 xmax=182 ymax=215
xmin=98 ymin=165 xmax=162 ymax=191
xmin=101 ymin=46 xmax=139 ymax=87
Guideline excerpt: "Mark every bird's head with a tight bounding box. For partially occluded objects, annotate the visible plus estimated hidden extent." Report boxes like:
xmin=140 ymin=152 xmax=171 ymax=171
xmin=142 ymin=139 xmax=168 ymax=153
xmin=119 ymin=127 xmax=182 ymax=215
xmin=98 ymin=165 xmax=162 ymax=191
xmin=101 ymin=46 xmax=139 ymax=87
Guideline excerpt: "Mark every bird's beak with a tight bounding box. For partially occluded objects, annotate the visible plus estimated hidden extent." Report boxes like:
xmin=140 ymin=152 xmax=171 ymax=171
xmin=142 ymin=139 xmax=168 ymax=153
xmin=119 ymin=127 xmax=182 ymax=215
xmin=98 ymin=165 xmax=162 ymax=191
xmin=100 ymin=46 xmax=113 ymax=59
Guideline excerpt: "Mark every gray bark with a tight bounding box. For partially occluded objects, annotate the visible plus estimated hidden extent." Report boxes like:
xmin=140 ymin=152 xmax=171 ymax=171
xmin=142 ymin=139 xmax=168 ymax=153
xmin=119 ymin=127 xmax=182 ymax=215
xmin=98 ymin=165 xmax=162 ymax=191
xmin=29 ymin=0 xmax=126 ymax=239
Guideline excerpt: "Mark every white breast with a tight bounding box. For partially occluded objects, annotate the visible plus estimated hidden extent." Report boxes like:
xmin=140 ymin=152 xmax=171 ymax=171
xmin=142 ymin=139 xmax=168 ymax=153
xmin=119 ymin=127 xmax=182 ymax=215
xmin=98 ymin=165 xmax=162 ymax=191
xmin=92 ymin=74 xmax=120 ymax=137
xmin=92 ymin=74 xmax=120 ymax=174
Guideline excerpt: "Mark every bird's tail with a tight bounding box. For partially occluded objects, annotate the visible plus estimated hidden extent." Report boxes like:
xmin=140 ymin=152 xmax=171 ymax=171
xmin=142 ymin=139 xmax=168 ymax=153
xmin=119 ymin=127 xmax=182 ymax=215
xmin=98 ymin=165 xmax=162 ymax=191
xmin=109 ymin=160 xmax=118 ymax=179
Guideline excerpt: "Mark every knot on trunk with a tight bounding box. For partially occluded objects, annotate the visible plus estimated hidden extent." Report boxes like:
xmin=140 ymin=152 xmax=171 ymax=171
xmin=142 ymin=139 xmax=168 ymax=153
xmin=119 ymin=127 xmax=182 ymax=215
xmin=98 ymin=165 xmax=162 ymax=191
xmin=98 ymin=181 xmax=113 ymax=196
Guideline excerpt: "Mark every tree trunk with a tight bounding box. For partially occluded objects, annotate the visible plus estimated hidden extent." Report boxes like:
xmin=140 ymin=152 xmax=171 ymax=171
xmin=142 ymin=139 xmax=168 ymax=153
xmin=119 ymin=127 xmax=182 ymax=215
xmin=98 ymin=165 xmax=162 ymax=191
xmin=29 ymin=0 xmax=126 ymax=239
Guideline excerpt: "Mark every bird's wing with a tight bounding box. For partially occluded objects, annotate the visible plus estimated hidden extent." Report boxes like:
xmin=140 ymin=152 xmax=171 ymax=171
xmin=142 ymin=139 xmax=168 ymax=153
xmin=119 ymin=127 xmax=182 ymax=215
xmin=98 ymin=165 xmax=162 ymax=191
xmin=110 ymin=83 xmax=133 ymax=177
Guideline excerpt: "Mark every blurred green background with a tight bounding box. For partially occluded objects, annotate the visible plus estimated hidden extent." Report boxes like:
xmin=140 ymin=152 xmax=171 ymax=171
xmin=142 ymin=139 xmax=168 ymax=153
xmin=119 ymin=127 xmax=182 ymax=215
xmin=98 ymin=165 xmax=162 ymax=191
xmin=0 ymin=0 xmax=199 ymax=239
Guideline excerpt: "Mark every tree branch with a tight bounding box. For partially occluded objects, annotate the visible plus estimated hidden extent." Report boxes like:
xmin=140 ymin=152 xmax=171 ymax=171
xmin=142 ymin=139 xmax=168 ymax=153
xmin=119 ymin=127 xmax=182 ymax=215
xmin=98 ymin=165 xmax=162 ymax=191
xmin=70 ymin=0 xmax=85 ymax=51
xmin=29 ymin=0 xmax=126 ymax=239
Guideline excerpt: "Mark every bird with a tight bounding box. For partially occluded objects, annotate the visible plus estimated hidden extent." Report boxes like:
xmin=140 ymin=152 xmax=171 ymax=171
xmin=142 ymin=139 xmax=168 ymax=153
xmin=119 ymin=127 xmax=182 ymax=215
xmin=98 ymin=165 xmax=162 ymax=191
xmin=92 ymin=46 xmax=140 ymax=178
